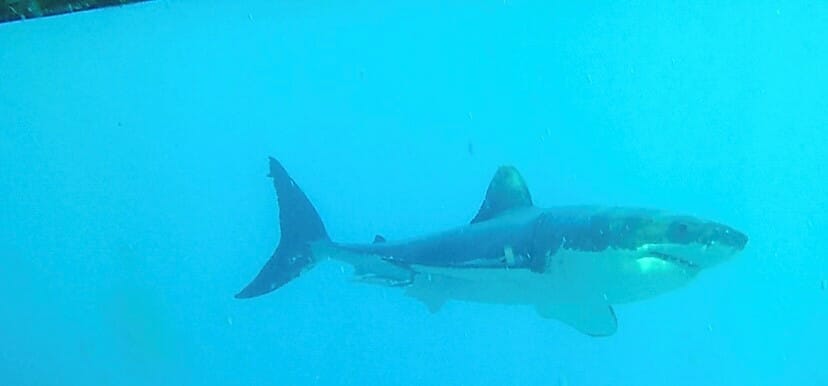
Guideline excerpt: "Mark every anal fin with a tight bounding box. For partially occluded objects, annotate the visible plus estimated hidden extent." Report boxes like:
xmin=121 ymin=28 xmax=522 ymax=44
xmin=535 ymin=303 xmax=618 ymax=337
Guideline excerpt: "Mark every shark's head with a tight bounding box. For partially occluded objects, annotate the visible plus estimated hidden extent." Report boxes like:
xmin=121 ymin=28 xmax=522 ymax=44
xmin=629 ymin=212 xmax=748 ymax=270
xmin=533 ymin=207 xmax=748 ymax=304
xmin=538 ymin=207 xmax=748 ymax=271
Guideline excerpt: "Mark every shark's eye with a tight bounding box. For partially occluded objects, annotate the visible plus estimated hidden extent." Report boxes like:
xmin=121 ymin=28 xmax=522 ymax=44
xmin=668 ymin=221 xmax=693 ymax=243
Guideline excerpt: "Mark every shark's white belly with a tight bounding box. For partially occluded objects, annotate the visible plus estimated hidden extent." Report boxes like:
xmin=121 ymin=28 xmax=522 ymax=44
xmin=320 ymin=241 xmax=699 ymax=308
xmin=408 ymin=248 xmax=700 ymax=307
xmin=321 ymin=244 xmax=700 ymax=337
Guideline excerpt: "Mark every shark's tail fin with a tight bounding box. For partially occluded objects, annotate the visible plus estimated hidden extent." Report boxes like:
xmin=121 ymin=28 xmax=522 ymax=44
xmin=235 ymin=157 xmax=330 ymax=299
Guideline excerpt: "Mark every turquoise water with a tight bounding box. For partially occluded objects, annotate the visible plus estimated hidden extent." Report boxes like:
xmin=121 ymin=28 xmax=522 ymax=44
xmin=1 ymin=1 xmax=826 ymax=385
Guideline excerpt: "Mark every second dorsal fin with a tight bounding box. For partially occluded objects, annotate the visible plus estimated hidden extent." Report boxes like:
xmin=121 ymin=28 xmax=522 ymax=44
xmin=470 ymin=166 xmax=533 ymax=224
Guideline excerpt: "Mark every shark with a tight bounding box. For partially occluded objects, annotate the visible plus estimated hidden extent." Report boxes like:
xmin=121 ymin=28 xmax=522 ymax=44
xmin=236 ymin=157 xmax=748 ymax=336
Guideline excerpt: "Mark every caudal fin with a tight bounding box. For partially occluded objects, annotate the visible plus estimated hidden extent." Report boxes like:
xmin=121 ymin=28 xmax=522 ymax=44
xmin=235 ymin=157 xmax=329 ymax=299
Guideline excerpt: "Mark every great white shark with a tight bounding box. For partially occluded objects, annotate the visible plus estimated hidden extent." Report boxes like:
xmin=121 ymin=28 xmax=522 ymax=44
xmin=236 ymin=157 xmax=748 ymax=336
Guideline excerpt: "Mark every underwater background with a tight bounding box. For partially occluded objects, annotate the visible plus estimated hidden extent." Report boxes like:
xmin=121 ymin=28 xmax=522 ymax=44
xmin=1 ymin=1 xmax=826 ymax=385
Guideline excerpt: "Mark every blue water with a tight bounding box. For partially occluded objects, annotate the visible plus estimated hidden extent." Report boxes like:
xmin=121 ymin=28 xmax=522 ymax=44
xmin=1 ymin=1 xmax=826 ymax=385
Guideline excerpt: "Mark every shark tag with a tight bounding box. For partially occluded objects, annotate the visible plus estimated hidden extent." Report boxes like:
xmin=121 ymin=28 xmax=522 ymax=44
xmin=471 ymin=166 xmax=533 ymax=223
xmin=535 ymin=303 xmax=618 ymax=337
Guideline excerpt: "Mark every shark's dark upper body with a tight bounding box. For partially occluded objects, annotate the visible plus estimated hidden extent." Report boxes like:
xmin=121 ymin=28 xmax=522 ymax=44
xmin=334 ymin=204 xmax=746 ymax=276
xmin=337 ymin=207 xmax=542 ymax=271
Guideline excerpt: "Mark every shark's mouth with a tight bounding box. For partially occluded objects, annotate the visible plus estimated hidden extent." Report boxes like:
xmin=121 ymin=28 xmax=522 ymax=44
xmin=648 ymin=251 xmax=699 ymax=269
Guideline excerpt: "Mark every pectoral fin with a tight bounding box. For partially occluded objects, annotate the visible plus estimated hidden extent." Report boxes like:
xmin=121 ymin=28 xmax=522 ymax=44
xmin=535 ymin=303 xmax=618 ymax=337
xmin=406 ymin=286 xmax=447 ymax=313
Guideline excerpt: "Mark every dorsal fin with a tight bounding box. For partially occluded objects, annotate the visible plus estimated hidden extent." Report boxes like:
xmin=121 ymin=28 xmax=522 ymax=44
xmin=373 ymin=234 xmax=387 ymax=243
xmin=470 ymin=166 xmax=533 ymax=223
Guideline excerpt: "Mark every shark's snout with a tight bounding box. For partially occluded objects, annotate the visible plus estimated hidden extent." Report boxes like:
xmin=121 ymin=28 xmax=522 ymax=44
xmin=639 ymin=222 xmax=748 ymax=270
xmin=721 ymin=227 xmax=748 ymax=251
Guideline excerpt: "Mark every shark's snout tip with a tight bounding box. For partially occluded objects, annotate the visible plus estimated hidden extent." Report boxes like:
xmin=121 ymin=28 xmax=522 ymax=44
xmin=731 ymin=230 xmax=749 ymax=251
